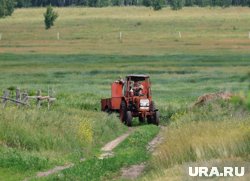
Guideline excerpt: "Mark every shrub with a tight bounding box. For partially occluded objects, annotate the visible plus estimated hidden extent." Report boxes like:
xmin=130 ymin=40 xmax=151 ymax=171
xmin=44 ymin=5 xmax=58 ymax=30
xmin=152 ymin=0 xmax=163 ymax=10
xmin=0 ymin=0 xmax=15 ymax=18
xmin=16 ymin=0 xmax=31 ymax=7
xmin=143 ymin=0 xmax=152 ymax=6
xmin=169 ymin=0 xmax=184 ymax=10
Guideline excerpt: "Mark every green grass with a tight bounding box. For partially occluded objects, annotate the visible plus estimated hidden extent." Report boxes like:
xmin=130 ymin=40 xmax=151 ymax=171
xmin=0 ymin=53 xmax=249 ymax=181
xmin=0 ymin=7 xmax=250 ymax=181
xmin=0 ymin=7 xmax=250 ymax=55
xmin=140 ymin=101 xmax=250 ymax=181
xmin=0 ymin=106 xmax=127 ymax=180
xmin=36 ymin=125 xmax=159 ymax=181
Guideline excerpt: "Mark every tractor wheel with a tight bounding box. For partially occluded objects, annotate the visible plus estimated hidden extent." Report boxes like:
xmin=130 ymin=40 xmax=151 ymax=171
xmin=153 ymin=111 xmax=160 ymax=126
xmin=126 ymin=111 xmax=132 ymax=127
xmin=139 ymin=116 xmax=145 ymax=123
xmin=120 ymin=101 xmax=127 ymax=123
xmin=149 ymin=101 xmax=159 ymax=126
xmin=150 ymin=101 xmax=156 ymax=112
xmin=104 ymin=106 xmax=110 ymax=114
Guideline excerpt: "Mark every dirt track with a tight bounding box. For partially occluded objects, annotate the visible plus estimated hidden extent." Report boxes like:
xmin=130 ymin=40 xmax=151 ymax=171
xmin=99 ymin=128 xmax=134 ymax=159
xmin=24 ymin=128 xmax=134 ymax=181
xmin=24 ymin=126 xmax=162 ymax=180
xmin=121 ymin=126 xmax=165 ymax=180
xmin=36 ymin=164 xmax=74 ymax=177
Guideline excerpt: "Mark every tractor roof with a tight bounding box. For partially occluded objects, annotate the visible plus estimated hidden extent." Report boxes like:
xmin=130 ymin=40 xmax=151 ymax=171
xmin=126 ymin=74 xmax=149 ymax=78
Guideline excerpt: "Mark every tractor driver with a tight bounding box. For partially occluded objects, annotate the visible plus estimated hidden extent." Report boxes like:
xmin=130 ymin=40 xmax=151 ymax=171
xmin=133 ymin=81 xmax=144 ymax=96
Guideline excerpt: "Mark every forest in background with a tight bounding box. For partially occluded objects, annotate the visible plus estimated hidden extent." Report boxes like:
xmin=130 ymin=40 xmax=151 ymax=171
xmin=8 ymin=0 xmax=250 ymax=8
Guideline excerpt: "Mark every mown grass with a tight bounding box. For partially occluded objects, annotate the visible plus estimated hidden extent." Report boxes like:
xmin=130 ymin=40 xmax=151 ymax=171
xmin=0 ymin=7 xmax=250 ymax=55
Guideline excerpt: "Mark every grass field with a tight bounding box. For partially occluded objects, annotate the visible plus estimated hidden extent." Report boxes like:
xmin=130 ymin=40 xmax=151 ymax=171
xmin=0 ymin=7 xmax=250 ymax=55
xmin=0 ymin=7 xmax=249 ymax=181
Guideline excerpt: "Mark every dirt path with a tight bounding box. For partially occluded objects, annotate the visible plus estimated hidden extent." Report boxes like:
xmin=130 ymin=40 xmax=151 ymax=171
xmin=36 ymin=163 xmax=74 ymax=177
xmin=99 ymin=128 xmax=134 ymax=159
xmin=23 ymin=163 xmax=74 ymax=181
xmin=24 ymin=128 xmax=134 ymax=181
xmin=121 ymin=163 xmax=146 ymax=179
xmin=121 ymin=126 xmax=165 ymax=180
xmin=147 ymin=126 xmax=165 ymax=155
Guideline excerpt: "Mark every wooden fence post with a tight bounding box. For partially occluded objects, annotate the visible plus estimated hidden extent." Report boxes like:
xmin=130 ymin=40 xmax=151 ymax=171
xmin=37 ymin=90 xmax=41 ymax=108
xmin=22 ymin=90 xmax=29 ymax=105
xmin=2 ymin=90 xmax=9 ymax=108
xmin=16 ymin=88 xmax=21 ymax=106
xmin=119 ymin=32 xmax=122 ymax=42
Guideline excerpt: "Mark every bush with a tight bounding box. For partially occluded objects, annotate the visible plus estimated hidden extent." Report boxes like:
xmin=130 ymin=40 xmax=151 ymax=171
xmin=0 ymin=0 xmax=15 ymax=18
xmin=169 ymin=0 xmax=184 ymax=10
xmin=44 ymin=5 xmax=58 ymax=30
xmin=16 ymin=0 xmax=31 ymax=7
xmin=152 ymin=0 xmax=163 ymax=10
xmin=143 ymin=0 xmax=152 ymax=6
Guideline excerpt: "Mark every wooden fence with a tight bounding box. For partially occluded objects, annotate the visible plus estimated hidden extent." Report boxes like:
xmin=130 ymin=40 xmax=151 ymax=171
xmin=1 ymin=88 xmax=56 ymax=109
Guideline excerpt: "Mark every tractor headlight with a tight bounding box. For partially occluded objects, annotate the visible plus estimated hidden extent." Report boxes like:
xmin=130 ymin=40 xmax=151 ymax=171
xmin=140 ymin=99 xmax=149 ymax=107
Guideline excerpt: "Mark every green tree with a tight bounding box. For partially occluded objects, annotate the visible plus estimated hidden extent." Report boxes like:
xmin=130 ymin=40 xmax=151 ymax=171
xmin=152 ymin=0 xmax=163 ymax=10
xmin=143 ymin=0 xmax=152 ymax=6
xmin=44 ymin=5 xmax=58 ymax=30
xmin=169 ymin=0 xmax=184 ymax=10
xmin=16 ymin=0 xmax=31 ymax=7
xmin=0 ymin=0 xmax=15 ymax=18
xmin=185 ymin=0 xmax=195 ymax=6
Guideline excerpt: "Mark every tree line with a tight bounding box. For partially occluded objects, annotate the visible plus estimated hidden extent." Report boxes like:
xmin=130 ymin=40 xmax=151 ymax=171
xmin=10 ymin=0 xmax=250 ymax=8
xmin=1 ymin=0 xmax=250 ymax=19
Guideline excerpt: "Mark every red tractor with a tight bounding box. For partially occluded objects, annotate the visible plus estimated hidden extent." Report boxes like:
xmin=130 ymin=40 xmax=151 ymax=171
xmin=101 ymin=74 xmax=159 ymax=126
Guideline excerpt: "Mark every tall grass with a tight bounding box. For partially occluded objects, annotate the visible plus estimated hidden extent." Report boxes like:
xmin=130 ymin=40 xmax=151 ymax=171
xmin=0 ymin=107 xmax=127 ymax=171
xmin=141 ymin=102 xmax=250 ymax=180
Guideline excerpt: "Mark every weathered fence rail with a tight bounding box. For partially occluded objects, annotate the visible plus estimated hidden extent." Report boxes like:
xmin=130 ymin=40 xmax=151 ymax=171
xmin=1 ymin=88 xmax=56 ymax=109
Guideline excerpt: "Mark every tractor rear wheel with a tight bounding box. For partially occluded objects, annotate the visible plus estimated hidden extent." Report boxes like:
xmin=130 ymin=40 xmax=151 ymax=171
xmin=120 ymin=101 xmax=127 ymax=123
xmin=126 ymin=111 xmax=132 ymax=127
xmin=104 ymin=106 xmax=111 ymax=114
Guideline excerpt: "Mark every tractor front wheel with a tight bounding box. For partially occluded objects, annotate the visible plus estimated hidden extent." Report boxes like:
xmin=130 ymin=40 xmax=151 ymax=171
xmin=148 ymin=101 xmax=160 ymax=126
xmin=126 ymin=111 xmax=132 ymax=127
xmin=153 ymin=111 xmax=160 ymax=126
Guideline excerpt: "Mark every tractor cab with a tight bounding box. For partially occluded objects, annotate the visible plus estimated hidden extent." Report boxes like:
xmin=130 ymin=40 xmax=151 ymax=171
xmin=124 ymin=74 xmax=151 ymax=98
